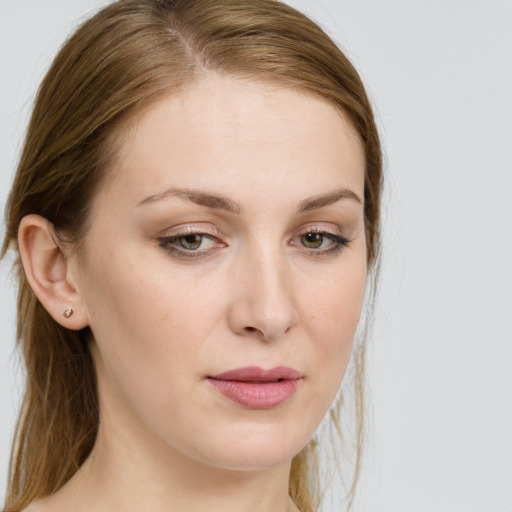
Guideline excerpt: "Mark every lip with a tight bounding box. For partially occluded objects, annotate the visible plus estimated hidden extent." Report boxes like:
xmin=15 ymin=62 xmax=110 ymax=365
xmin=207 ymin=366 xmax=303 ymax=410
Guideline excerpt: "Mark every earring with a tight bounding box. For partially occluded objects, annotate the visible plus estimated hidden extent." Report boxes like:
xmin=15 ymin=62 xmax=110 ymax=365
xmin=63 ymin=308 xmax=74 ymax=318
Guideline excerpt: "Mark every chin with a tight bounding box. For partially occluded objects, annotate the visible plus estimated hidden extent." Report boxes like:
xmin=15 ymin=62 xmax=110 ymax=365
xmin=184 ymin=424 xmax=309 ymax=472
xmin=204 ymin=450 xmax=297 ymax=472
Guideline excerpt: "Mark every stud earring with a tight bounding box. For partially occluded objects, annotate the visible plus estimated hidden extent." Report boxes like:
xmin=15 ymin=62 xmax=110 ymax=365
xmin=63 ymin=308 xmax=74 ymax=318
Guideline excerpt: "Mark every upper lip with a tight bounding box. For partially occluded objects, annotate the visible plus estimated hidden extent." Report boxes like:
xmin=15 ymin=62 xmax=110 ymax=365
xmin=208 ymin=366 xmax=302 ymax=382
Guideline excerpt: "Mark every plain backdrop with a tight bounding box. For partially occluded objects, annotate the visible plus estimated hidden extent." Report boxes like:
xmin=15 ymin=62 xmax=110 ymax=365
xmin=1 ymin=1 xmax=511 ymax=511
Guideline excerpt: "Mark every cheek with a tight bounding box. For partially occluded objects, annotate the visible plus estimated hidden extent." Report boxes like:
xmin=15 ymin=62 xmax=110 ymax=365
xmin=299 ymin=260 xmax=367 ymax=383
xmin=303 ymin=267 xmax=366 ymax=341
xmin=83 ymin=259 xmax=228 ymax=461
xmin=89 ymin=268 xmax=206 ymax=357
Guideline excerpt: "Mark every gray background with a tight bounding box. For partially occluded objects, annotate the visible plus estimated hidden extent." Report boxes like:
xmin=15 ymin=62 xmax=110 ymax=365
xmin=1 ymin=1 xmax=511 ymax=510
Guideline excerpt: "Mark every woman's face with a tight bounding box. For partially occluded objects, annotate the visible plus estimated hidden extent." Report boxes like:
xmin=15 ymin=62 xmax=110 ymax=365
xmin=74 ymin=74 xmax=367 ymax=471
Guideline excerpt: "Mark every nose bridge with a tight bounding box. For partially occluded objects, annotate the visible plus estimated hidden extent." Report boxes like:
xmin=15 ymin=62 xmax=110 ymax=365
xmin=230 ymin=238 xmax=298 ymax=341
xmin=252 ymin=244 xmax=289 ymax=304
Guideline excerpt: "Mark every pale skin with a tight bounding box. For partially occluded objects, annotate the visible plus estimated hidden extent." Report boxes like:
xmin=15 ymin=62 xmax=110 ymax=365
xmin=19 ymin=74 xmax=367 ymax=512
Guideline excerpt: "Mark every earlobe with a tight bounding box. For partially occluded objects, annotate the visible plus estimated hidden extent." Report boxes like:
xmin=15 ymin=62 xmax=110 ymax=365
xmin=18 ymin=214 xmax=89 ymax=330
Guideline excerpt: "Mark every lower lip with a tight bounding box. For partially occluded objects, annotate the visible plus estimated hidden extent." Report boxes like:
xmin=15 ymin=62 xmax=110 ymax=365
xmin=207 ymin=378 xmax=301 ymax=409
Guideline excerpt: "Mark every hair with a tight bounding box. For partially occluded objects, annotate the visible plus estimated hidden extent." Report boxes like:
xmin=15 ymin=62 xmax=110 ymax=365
xmin=2 ymin=1 xmax=382 ymax=511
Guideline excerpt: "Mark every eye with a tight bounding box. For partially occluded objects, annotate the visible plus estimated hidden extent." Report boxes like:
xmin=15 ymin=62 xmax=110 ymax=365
xmin=300 ymin=232 xmax=327 ymax=249
xmin=158 ymin=231 xmax=224 ymax=260
xmin=291 ymin=229 xmax=350 ymax=256
xmin=176 ymin=234 xmax=207 ymax=250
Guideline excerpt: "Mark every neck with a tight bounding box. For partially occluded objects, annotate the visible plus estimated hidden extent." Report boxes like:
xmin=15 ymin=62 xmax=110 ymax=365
xmin=35 ymin=412 xmax=300 ymax=512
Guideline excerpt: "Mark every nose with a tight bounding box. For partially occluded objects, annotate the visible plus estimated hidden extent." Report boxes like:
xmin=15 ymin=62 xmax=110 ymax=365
xmin=227 ymin=247 xmax=299 ymax=342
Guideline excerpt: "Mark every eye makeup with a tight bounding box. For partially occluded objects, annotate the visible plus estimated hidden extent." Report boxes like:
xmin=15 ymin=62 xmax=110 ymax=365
xmin=157 ymin=223 xmax=226 ymax=261
xmin=157 ymin=224 xmax=352 ymax=262
xmin=291 ymin=227 xmax=351 ymax=257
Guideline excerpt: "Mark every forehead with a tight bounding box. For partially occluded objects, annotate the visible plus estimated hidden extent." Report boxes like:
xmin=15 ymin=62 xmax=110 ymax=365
xmin=99 ymin=74 xmax=365 ymax=210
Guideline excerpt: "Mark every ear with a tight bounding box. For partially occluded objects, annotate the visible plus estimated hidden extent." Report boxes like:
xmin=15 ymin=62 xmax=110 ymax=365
xmin=18 ymin=214 xmax=89 ymax=330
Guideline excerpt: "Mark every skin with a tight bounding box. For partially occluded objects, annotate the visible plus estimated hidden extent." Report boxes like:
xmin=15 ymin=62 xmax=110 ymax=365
xmin=21 ymin=74 xmax=367 ymax=512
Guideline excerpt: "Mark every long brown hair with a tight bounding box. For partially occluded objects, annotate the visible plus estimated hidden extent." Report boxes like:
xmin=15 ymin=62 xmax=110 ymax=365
xmin=2 ymin=1 xmax=382 ymax=510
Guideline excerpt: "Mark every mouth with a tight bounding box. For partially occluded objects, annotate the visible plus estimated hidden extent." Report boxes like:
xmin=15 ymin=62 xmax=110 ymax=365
xmin=207 ymin=366 xmax=303 ymax=409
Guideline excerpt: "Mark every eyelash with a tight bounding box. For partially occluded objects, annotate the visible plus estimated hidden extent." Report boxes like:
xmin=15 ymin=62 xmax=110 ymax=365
xmin=158 ymin=229 xmax=350 ymax=261
xmin=158 ymin=232 xmax=222 ymax=261
xmin=292 ymin=229 xmax=350 ymax=257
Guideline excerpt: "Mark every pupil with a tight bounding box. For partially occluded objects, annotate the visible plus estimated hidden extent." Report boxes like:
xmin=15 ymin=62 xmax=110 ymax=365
xmin=181 ymin=234 xmax=202 ymax=249
xmin=303 ymin=232 xmax=322 ymax=248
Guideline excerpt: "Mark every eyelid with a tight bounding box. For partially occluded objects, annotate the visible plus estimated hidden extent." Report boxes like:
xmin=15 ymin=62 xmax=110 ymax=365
xmin=157 ymin=222 xmax=351 ymax=262
xmin=159 ymin=223 xmax=220 ymax=238
xmin=157 ymin=224 xmax=227 ymax=261
xmin=293 ymin=222 xmax=345 ymax=238
xmin=289 ymin=223 xmax=351 ymax=255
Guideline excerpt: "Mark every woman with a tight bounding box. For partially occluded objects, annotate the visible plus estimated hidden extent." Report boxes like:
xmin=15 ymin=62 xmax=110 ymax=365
xmin=2 ymin=0 xmax=382 ymax=511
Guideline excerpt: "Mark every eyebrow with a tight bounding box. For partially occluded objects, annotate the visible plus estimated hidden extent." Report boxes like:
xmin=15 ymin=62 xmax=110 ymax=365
xmin=295 ymin=188 xmax=362 ymax=214
xmin=136 ymin=187 xmax=242 ymax=214
xmin=136 ymin=186 xmax=362 ymax=214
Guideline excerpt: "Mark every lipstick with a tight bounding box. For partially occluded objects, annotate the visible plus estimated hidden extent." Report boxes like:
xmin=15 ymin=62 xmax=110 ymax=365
xmin=207 ymin=366 xmax=302 ymax=409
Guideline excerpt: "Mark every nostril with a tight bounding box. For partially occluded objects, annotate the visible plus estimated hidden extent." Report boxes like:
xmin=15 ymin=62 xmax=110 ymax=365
xmin=244 ymin=326 xmax=265 ymax=337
